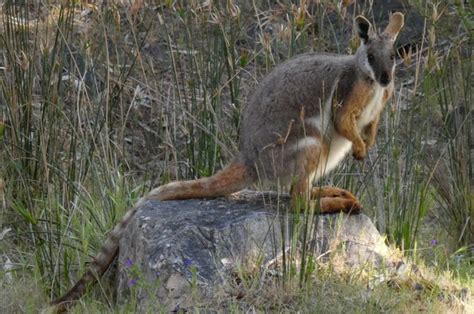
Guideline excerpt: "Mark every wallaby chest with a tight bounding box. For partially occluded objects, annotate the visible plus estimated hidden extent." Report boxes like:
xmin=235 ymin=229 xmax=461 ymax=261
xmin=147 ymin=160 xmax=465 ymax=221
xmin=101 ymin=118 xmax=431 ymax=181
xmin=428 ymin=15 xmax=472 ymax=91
xmin=356 ymin=83 xmax=387 ymax=129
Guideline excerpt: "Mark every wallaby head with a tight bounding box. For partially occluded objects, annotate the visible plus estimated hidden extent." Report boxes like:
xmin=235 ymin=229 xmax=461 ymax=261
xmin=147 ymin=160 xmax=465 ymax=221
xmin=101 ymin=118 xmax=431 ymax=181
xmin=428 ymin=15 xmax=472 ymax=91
xmin=354 ymin=12 xmax=404 ymax=87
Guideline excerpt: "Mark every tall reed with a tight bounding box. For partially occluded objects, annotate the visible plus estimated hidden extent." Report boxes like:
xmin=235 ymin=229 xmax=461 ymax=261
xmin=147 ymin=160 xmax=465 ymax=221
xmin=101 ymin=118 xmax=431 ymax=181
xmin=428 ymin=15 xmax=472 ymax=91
xmin=0 ymin=2 xmax=149 ymax=296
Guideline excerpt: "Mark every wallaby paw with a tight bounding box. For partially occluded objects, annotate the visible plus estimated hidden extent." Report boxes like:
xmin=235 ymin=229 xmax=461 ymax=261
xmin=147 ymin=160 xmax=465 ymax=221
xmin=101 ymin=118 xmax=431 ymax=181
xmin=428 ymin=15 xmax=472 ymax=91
xmin=352 ymin=143 xmax=367 ymax=160
xmin=352 ymin=150 xmax=366 ymax=161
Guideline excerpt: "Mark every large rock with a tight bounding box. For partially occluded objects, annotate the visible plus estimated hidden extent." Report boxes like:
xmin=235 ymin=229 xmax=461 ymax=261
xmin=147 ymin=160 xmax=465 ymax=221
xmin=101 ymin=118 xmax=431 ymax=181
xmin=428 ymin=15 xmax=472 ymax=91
xmin=117 ymin=190 xmax=400 ymax=311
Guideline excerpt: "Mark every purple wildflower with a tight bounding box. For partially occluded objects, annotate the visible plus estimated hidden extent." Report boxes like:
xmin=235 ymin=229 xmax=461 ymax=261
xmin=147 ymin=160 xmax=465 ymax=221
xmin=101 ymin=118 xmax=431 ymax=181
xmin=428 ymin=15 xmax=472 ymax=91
xmin=183 ymin=257 xmax=193 ymax=267
xmin=125 ymin=258 xmax=134 ymax=268
xmin=431 ymin=238 xmax=438 ymax=246
xmin=128 ymin=278 xmax=137 ymax=287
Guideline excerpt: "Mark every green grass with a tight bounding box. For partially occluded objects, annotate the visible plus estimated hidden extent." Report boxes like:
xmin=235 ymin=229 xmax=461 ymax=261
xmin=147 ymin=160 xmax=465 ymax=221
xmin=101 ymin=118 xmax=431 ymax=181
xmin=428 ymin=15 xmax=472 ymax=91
xmin=0 ymin=0 xmax=472 ymax=312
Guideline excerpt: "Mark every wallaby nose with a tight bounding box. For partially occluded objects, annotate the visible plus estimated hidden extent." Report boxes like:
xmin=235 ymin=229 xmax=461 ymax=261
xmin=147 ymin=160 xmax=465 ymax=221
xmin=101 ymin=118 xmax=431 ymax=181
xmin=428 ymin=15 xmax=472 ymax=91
xmin=380 ymin=72 xmax=390 ymax=86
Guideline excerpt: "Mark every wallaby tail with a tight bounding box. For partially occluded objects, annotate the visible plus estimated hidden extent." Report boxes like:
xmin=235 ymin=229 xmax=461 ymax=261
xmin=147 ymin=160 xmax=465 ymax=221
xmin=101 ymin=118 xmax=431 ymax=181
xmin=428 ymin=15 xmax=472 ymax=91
xmin=150 ymin=160 xmax=252 ymax=200
xmin=50 ymin=160 xmax=251 ymax=312
xmin=50 ymin=199 xmax=145 ymax=313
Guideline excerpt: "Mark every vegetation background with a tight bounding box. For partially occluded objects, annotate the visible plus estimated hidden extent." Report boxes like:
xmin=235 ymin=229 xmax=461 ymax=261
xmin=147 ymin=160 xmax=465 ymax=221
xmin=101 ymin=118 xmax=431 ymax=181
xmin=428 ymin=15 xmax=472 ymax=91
xmin=0 ymin=0 xmax=471 ymax=312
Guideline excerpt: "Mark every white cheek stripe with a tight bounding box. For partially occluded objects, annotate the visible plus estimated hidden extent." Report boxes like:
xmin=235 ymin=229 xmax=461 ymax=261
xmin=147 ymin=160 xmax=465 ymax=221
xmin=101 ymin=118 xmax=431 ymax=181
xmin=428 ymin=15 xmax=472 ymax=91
xmin=364 ymin=57 xmax=376 ymax=81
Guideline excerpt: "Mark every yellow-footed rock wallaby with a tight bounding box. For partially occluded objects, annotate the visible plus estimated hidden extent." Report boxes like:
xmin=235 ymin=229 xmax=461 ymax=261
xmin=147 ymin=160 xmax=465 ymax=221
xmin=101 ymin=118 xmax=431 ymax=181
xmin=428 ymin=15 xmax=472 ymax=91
xmin=51 ymin=12 xmax=404 ymax=312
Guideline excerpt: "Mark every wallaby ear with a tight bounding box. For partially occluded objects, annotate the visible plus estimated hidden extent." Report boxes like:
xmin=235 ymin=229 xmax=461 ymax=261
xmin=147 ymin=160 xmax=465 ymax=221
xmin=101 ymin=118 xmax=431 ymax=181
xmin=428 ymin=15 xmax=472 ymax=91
xmin=355 ymin=15 xmax=372 ymax=43
xmin=383 ymin=12 xmax=404 ymax=41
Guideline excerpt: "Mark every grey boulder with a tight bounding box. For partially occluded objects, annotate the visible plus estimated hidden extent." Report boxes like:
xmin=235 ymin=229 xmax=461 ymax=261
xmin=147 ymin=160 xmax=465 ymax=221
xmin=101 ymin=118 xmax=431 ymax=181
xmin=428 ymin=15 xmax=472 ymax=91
xmin=117 ymin=190 xmax=400 ymax=311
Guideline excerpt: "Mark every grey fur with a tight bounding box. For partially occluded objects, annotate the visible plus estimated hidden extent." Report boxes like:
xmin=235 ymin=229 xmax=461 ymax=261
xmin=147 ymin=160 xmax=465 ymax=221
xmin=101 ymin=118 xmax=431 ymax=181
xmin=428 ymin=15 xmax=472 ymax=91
xmin=239 ymin=13 xmax=404 ymax=184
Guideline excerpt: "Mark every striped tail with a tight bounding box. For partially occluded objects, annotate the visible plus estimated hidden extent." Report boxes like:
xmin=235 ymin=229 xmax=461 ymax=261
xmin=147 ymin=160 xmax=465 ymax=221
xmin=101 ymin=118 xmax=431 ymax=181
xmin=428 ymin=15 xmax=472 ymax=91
xmin=50 ymin=160 xmax=251 ymax=312
xmin=50 ymin=198 xmax=146 ymax=313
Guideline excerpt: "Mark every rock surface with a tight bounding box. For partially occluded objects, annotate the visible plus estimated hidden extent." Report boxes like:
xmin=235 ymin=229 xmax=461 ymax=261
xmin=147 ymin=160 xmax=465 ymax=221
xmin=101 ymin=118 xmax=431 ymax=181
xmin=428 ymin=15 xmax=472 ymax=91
xmin=117 ymin=190 xmax=400 ymax=311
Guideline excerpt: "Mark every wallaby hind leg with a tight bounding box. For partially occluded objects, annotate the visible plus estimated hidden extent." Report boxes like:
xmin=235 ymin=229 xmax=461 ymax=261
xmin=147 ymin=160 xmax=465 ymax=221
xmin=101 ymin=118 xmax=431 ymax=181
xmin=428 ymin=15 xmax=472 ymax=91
xmin=312 ymin=187 xmax=362 ymax=214
xmin=290 ymin=173 xmax=312 ymax=210
xmin=313 ymin=186 xmax=362 ymax=213
xmin=287 ymin=139 xmax=361 ymax=214
xmin=292 ymin=183 xmax=362 ymax=214
xmin=289 ymin=142 xmax=322 ymax=210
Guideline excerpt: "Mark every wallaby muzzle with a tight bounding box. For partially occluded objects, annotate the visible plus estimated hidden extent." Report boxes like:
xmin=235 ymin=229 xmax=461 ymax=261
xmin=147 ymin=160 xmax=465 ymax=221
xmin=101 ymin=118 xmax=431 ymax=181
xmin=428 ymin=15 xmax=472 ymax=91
xmin=380 ymin=71 xmax=391 ymax=86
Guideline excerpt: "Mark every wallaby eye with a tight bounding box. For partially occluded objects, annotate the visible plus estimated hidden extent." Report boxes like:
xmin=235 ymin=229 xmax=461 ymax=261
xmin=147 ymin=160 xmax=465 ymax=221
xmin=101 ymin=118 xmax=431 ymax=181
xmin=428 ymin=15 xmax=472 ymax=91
xmin=390 ymin=54 xmax=395 ymax=61
xmin=367 ymin=53 xmax=375 ymax=64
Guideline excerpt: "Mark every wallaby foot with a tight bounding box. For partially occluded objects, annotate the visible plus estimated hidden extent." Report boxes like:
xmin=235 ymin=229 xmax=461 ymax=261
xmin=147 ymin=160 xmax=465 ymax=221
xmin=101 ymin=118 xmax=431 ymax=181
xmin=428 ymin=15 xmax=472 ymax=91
xmin=291 ymin=184 xmax=362 ymax=214
xmin=311 ymin=186 xmax=362 ymax=214
xmin=320 ymin=196 xmax=362 ymax=214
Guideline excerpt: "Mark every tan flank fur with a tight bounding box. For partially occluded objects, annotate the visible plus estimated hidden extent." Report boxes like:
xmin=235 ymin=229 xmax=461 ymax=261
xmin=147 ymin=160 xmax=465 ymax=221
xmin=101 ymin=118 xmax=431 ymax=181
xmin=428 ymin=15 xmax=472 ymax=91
xmin=51 ymin=13 xmax=404 ymax=312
